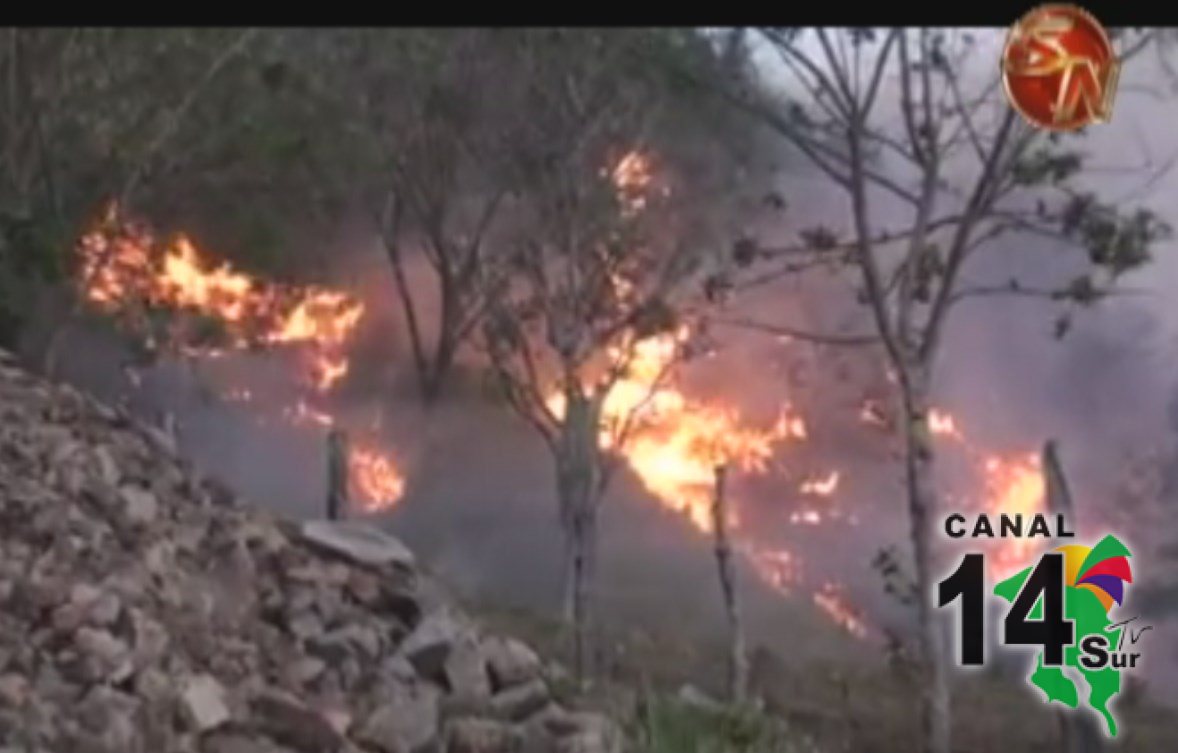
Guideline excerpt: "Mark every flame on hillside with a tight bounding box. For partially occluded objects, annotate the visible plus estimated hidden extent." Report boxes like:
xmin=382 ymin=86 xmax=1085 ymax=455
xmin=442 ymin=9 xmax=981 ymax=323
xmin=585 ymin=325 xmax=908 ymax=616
xmin=813 ymin=582 xmax=870 ymax=639
xmin=75 ymin=205 xmax=403 ymax=511
xmin=983 ymin=453 xmax=1044 ymax=577
xmin=77 ymin=205 xmax=363 ymax=393
xmin=929 ymin=409 xmax=964 ymax=441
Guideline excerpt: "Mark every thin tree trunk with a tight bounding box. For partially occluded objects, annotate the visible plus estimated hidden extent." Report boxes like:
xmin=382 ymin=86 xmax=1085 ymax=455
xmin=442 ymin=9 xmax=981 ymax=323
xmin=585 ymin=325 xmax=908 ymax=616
xmin=326 ymin=428 xmax=349 ymax=521
xmin=1043 ymin=440 xmax=1104 ymax=753
xmin=569 ymin=508 xmax=597 ymax=682
xmin=555 ymin=388 xmax=603 ymax=682
xmin=710 ymin=463 xmax=748 ymax=703
xmin=900 ymin=361 xmax=951 ymax=753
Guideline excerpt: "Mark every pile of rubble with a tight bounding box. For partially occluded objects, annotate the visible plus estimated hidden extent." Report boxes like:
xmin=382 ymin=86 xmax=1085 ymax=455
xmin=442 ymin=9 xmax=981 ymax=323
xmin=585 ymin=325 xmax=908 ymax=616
xmin=0 ymin=349 xmax=623 ymax=753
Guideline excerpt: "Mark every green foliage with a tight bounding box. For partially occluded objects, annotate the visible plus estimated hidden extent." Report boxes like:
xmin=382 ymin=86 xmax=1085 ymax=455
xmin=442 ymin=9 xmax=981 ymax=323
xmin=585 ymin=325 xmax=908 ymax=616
xmin=637 ymin=697 xmax=807 ymax=753
xmin=1011 ymin=147 xmax=1084 ymax=186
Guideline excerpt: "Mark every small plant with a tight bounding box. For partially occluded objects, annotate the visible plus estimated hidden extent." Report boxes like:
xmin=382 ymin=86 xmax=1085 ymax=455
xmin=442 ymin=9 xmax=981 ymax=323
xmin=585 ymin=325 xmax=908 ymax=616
xmin=636 ymin=695 xmax=807 ymax=753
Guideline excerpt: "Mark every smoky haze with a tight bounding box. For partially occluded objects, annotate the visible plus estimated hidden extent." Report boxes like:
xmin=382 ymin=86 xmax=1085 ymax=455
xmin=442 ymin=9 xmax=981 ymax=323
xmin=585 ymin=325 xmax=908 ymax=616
xmin=37 ymin=30 xmax=1178 ymax=704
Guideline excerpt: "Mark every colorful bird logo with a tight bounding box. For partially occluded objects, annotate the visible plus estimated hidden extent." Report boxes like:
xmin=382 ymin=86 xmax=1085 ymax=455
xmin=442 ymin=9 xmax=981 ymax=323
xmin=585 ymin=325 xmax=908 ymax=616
xmin=1055 ymin=534 xmax=1132 ymax=613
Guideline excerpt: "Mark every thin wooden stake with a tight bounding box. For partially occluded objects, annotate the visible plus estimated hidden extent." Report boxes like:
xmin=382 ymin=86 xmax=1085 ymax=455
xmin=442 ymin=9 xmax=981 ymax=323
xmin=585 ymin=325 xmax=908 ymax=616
xmin=710 ymin=463 xmax=748 ymax=703
xmin=327 ymin=428 xmax=349 ymax=521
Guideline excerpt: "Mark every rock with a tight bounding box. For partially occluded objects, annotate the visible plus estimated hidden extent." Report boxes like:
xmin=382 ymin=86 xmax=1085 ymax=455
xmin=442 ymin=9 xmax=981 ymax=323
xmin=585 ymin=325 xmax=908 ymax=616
xmin=0 ymin=359 xmax=632 ymax=753
xmin=74 ymin=626 xmax=131 ymax=679
xmin=489 ymin=679 xmax=549 ymax=722
xmin=76 ymin=685 xmax=142 ymax=753
xmin=299 ymin=521 xmax=415 ymax=570
xmin=288 ymin=656 xmax=328 ymax=686
xmin=307 ymin=624 xmax=382 ymax=665
xmin=180 ymin=674 xmax=231 ymax=732
xmin=202 ymin=732 xmax=302 ymax=753
xmin=353 ymin=681 xmax=441 ymax=753
xmin=552 ymin=714 xmax=623 ymax=753
xmin=288 ymin=611 xmax=326 ymax=642
xmin=87 ymin=591 xmax=122 ymax=626
xmin=444 ymin=634 xmax=492 ymax=706
xmin=251 ymin=688 xmax=345 ymax=753
xmin=0 ymin=673 xmax=29 ymax=708
xmin=119 ymin=485 xmax=158 ymax=525
xmin=398 ymin=609 xmax=470 ymax=681
xmin=676 ymin=683 xmax=723 ymax=711
xmin=445 ymin=717 xmax=524 ymax=753
xmin=482 ymin=638 xmax=542 ymax=691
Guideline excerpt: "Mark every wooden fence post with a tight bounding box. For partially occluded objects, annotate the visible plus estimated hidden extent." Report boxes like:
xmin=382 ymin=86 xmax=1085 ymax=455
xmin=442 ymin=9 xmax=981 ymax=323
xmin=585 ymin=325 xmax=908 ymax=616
xmin=710 ymin=463 xmax=748 ymax=703
xmin=327 ymin=428 xmax=349 ymax=521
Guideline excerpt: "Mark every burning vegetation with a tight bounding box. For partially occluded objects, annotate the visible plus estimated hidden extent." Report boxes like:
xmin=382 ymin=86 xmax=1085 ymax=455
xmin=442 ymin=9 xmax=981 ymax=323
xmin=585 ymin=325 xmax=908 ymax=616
xmin=75 ymin=205 xmax=403 ymax=512
xmin=68 ymin=198 xmax=1059 ymax=646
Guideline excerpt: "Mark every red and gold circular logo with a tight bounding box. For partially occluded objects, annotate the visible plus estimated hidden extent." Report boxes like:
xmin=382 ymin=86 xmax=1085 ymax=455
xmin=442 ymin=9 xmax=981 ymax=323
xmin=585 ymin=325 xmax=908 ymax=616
xmin=1001 ymin=4 xmax=1120 ymax=131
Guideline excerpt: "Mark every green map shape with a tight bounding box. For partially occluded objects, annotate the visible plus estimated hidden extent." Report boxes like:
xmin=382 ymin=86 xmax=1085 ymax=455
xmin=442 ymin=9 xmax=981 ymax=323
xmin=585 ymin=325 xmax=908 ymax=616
xmin=994 ymin=567 xmax=1123 ymax=737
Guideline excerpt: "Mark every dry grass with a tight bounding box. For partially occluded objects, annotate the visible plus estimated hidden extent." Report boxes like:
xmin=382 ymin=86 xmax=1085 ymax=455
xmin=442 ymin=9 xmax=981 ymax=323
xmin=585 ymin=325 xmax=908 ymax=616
xmin=471 ymin=600 xmax=1177 ymax=753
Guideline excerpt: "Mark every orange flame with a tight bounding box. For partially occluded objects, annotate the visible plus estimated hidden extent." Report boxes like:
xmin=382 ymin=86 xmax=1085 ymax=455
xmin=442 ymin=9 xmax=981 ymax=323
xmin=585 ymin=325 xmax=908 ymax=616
xmin=609 ymin=150 xmax=658 ymax=215
xmin=349 ymin=441 xmax=406 ymax=512
xmin=813 ymin=582 xmax=870 ymax=638
xmin=76 ymin=205 xmax=364 ymax=393
xmin=548 ymin=330 xmax=807 ymax=534
xmin=743 ymin=547 xmax=802 ymax=594
xmin=799 ymin=470 xmax=840 ymax=497
xmin=76 ymin=205 xmax=404 ymax=512
xmin=929 ymin=409 xmax=964 ymax=441
xmin=983 ymin=452 xmax=1044 ymax=577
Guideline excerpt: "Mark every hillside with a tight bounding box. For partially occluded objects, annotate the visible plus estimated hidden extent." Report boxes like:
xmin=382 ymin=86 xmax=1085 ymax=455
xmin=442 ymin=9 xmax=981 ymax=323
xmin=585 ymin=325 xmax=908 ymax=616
xmin=0 ymin=347 xmax=621 ymax=753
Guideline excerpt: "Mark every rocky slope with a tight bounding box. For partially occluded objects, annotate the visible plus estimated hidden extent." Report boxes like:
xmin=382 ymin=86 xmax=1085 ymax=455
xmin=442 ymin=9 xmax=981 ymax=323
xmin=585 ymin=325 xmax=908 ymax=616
xmin=0 ymin=348 xmax=622 ymax=753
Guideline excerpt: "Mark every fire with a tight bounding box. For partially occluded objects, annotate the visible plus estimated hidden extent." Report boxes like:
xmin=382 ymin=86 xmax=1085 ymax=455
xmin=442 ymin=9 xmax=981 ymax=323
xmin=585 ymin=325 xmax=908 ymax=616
xmin=545 ymin=329 xmax=806 ymax=534
xmin=799 ymin=470 xmax=840 ymax=496
xmin=983 ymin=453 xmax=1044 ymax=576
xmin=859 ymin=399 xmax=889 ymax=429
xmin=609 ymin=150 xmax=658 ymax=215
xmin=76 ymin=205 xmax=364 ymax=393
xmin=812 ymin=582 xmax=870 ymax=638
xmin=743 ymin=547 xmax=802 ymax=594
xmin=283 ymin=400 xmax=335 ymax=429
xmin=929 ymin=409 xmax=964 ymax=441
xmin=76 ymin=205 xmax=405 ymax=514
xmin=349 ymin=441 xmax=406 ymax=512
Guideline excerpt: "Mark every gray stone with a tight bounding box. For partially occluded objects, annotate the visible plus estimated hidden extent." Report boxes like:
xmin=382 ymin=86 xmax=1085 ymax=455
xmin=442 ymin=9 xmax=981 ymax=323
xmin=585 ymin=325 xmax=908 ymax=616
xmin=676 ymin=684 xmax=723 ymax=712
xmin=119 ymin=485 xmax=158 ymax=525
xmin=180 ymin=674 xmax=231 ymax=732
xmin=251 ymin=688 xmax=345 ymax=753
xmin=489 ymin=679 xmax=549 ymax=722
xmin=201 ymin=732 xmax=302 ymax=753
xmin=482 ymin=638 xmax=541 ymax=691
xmin=299 ymin=521 xmax=415 ymax=570
xmin=0 ymin=673 xmax=29 ymax=708
xmin=445 ymin=634 xmax=492 ymax=706
xmin=353 ymin=681 xmax=441 ymax=753
xmin=552 ymin=714 xmax=623 ymax=753
xmin=445 ymin=717 xmax=524 ymax=753
xmin=398 ymin=609 xmax=470 ymax=682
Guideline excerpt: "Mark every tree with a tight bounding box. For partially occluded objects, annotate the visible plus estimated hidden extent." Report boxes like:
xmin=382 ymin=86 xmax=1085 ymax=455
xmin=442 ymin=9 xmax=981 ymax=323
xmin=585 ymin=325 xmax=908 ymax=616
xmin=355 ymin=30 xmax=517 ymax=404
xmin=704 ymin=28 xmax=1167 ymax=753
xmin=244 ymin=29 xmax=530 ymax=405
xmin=479 ymin=28 xmax=751 ymax=681
xmin=0 ymin=28 xmax=299 ymax=365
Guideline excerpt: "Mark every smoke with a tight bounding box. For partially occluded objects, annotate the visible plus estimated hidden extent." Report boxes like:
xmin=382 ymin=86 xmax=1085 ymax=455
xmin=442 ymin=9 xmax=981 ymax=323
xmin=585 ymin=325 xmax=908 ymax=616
xmin=29 ymin=30 xmax=1178 ymax=706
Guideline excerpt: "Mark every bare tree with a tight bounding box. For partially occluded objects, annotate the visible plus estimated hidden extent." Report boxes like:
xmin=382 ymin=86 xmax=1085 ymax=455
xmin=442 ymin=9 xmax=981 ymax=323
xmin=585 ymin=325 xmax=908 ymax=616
xmin=702 ymin=28 xmax=1167 ymax=753
xmin=350 ymin=30 xmax=515 ymax=404
xmin=479 ymin=29 xmax=742 ymax=681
